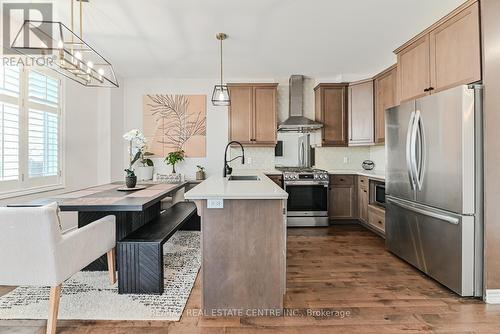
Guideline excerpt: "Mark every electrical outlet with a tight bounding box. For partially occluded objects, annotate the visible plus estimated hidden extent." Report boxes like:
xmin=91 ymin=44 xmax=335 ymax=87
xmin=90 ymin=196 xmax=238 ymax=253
xmin=207 ymin=198 xmax=224 ymax=209
xmin=343 ymin=156 xmax=349 ymax=164
xmin=246 ymin=157 xmax=252 ymax=165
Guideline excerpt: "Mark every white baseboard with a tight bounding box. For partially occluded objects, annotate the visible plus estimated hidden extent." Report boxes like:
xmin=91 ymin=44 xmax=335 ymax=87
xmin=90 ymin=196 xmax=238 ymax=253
xmin=485 ymin=289 xmax=500 ymax=304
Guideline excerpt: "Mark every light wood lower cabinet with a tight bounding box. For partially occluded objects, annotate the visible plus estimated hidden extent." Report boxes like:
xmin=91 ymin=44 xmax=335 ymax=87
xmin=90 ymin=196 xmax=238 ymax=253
xmin=357 ymin=176 xmax=369 ymax=223
xmin=368 ymin=205 xmax=386 ymax=234
xmin=228 ymin=83 xmax=278 ymax=146
xmin=266 ymin=174 xmax=283 ymax=188
xmin=328 ymin=175 xmax=356 ymax=220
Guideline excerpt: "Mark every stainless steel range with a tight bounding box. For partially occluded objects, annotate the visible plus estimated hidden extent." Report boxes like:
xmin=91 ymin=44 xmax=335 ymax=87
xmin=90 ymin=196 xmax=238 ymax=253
xmin=277 ymin=167 xmax=329 ymax=227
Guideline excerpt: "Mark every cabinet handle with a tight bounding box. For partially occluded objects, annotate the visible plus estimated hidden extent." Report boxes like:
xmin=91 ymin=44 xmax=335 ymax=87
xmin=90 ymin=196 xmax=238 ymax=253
xmin=340 ymin=178 xmax=344 ymax=181
xmin=360 ymin=179 xmax=364 ymax=183
xmin=364 ymin=190 xmax=367 ymax=193
xmin=424 ymin=88 xmax=429 ymax=92
xmin=428 ymin=87 xmax=435 ymax=91
xmin=378 ymin=221 xmax=383 ymax=225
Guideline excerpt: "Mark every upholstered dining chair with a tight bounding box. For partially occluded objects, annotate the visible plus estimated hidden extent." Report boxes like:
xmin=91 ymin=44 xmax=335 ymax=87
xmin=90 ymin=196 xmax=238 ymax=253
xmin=0 ymin=203 xmax=116 ymax=334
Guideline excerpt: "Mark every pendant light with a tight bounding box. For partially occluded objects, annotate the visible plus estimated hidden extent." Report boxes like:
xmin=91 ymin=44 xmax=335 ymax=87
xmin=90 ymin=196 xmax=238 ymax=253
xmin=11 ymin=0 xmax=118 ymax=88
xmin=211 ymin=33 xmax=230 ymax=106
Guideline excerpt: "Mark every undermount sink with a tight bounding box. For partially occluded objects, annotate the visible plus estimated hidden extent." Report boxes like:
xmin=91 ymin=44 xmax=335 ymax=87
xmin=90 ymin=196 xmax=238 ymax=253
xmin=228 ymin=175 xmax=260 ymax=181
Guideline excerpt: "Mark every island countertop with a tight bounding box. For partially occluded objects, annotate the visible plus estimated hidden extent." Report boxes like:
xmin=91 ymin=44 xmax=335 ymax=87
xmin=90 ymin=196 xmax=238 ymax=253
xmin=184 ymin=171 xmax=288 ymax=200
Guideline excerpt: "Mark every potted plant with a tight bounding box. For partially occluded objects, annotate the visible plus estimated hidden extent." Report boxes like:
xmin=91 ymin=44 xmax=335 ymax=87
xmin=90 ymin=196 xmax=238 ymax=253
xmin=124 ymin=168 xmax=137 ymax=188
xmin=165 ymin=150 xmax=185 ymax=174
xmin=135 ymin=148 xmax=155 ymax=181
xmin=196 ymin=165 xmax=206 ymax=180
xmin=123 ymin=129 xmax=148 ymax=187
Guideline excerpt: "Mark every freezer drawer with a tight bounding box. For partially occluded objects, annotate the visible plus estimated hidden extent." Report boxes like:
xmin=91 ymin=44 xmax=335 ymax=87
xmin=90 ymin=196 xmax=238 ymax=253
xmin=385 ymin=196 xmax=475 ymax=296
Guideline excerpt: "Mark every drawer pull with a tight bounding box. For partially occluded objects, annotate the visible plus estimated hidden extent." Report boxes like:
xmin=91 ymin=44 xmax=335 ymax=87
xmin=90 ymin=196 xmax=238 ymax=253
xmin=340 ymin=178 xmax=344 ymax=181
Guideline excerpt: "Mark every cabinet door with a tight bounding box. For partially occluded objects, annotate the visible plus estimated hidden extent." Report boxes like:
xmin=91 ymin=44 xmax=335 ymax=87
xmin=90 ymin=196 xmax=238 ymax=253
xmin=266 ymin=174 xmax=283 ymax=188
xmin=430 ymin=2 xmax=481 ymax=93
xmin=368 ymin=205 xmax=385 ymax=234
xmin=349 ymin=81 xmax=374 ymax=146
xmin=358 ymin=185 xmax=369 ymax=223
xmin=329 ymin=185 xmax=355 ymax=219
xmin=322 ymin=87 xmax=348 ymax=146
xmin=374 ymin=67 xmax=397 ymax=144
xmin=254 ymin=86 xmax=277 ymax=144
xmin=397 ymin=35 xmax=431 ymax=103
xmin=228 ymin=86 xmax=253 ymax=143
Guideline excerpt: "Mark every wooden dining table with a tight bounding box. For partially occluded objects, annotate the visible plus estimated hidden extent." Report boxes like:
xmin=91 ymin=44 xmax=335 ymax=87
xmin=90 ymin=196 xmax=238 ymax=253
xmin=22 ymin=181 xmax=187 ymax=271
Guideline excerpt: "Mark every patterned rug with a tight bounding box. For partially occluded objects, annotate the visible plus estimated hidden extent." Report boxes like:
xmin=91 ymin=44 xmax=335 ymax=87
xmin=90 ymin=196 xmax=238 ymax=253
xmin=0 ymin=231 xmax=200 ymax=321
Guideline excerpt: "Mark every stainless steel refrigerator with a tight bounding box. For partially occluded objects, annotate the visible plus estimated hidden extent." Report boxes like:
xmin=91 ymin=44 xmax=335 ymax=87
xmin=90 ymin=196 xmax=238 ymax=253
xmin=385 ymin=84 xmax=483 ymax=297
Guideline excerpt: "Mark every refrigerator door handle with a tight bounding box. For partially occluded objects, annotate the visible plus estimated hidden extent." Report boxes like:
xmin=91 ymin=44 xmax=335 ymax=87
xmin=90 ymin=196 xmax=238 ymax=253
xmin=406 ymin=111 xmax=417 ymax=190
xmin=386 ymin=197 xmax=460 ymax=225
xmin=299 ymin=141 xmax=304 ymax=167
xmin=415 ymin=111 xmax=426 ymax=191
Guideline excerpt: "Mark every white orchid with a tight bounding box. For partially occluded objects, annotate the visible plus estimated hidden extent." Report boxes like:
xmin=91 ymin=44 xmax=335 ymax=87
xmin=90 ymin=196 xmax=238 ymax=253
xmin=124 ymin=129 xmax=150 ymax=167
xmin=123 ymin=129 xmax=140 ymax=141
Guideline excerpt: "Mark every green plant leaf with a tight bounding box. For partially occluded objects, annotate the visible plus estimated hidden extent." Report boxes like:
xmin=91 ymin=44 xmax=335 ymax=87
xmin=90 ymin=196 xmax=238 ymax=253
xmin=130 ymin=151 xmax=141 ymax=166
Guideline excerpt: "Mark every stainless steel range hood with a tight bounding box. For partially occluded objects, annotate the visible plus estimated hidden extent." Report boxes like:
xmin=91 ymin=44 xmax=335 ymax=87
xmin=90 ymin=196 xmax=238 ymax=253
xmin=278 ymin=75 xmax=323 ymax=132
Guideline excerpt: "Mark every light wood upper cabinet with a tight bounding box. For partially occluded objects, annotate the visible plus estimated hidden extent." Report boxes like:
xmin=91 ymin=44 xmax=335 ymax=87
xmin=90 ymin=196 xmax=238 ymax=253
xmin=374 ymin=65 xmax=397 ymax=144
xmin=348 ymin=80 xmax=374 ymax=146
xmin=314 ymin=84 xmax=348 ymax=147
xmin=228 ymin=86 xmax=253 ymax=143
xmin=429 ymin=2 xmax=481 ymax=93
xmin=397 ymin=35 xmax=431 ymax=103
xmin=395 ymin=0 xmax=480 ymax=103
xmin=253 ymin=86 xmax=277 ymax=144
xmin=228 ymin=83 xmax=278 ymax=146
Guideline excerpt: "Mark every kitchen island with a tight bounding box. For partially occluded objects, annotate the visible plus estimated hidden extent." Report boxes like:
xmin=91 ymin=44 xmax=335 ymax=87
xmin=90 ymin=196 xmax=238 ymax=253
xmin=185 ymin=172 xmax=288 ymax=316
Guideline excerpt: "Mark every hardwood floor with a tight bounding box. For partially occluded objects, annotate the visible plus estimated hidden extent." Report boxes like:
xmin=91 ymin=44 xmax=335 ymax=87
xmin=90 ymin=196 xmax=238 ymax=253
xmin=1 ymin=224 xmax=500 ymax=334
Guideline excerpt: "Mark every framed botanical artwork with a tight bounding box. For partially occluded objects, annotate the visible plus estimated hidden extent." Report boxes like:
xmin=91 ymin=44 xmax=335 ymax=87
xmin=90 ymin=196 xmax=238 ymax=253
xmin=143 ymin=94 xmax=206 ymax=157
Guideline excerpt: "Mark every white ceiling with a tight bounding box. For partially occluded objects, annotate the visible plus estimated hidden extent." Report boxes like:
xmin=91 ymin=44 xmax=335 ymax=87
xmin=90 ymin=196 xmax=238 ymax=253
xmin=53 ymin=0 xmax=465 ymax=79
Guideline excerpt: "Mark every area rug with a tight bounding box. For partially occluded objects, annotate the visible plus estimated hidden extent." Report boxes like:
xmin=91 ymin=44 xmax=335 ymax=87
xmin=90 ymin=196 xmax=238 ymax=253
xmin=0 ymin=231 xmax=200 ymax=321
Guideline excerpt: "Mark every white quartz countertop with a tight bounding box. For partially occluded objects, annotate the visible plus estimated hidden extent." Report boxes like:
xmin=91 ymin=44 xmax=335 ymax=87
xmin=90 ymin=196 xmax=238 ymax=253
xmin=184 ymin=171 xmax=288 ymax=200
xmin=327 ymin=170 xmax=386 ymax=180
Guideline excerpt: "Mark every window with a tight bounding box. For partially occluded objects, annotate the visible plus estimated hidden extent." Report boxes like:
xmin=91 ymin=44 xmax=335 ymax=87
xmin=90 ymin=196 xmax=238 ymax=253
xmin=0 ymin=65 xmax=63 ymax=197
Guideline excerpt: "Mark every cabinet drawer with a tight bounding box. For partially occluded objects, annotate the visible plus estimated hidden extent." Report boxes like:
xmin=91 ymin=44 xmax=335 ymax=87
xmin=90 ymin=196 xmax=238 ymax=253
xmin=330 ymin=175 xmax=354 ymax=186
xmin=358 ymin=176 xmax=369 ymax=190
xmin=368 ymin=205 xmax=385 ymax=233
xmin=266 ymin=174 xmax=283 ymax=188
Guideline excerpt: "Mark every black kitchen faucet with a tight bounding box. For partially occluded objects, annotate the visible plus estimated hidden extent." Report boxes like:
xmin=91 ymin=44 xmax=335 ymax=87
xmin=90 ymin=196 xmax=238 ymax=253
xmin=223 ymin=141 xmax=245 ymax=177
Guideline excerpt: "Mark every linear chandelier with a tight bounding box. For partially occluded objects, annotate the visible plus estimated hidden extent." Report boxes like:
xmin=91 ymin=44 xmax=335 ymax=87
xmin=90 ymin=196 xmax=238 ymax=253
xmin=10 ymin=0 xmax=118 ymax=88
xmin=211 ymin=33 xmax=230 ymax=106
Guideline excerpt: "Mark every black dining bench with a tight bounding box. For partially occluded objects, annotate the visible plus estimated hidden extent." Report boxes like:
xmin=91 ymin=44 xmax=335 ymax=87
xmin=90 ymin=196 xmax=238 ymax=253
xmin=117 ymin=201 xmax=197 ymax=294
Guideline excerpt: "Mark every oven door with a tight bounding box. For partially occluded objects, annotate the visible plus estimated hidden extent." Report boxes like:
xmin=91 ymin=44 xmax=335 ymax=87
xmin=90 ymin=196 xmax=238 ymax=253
xmin=284 ymin=182 xmax=328 ymax=216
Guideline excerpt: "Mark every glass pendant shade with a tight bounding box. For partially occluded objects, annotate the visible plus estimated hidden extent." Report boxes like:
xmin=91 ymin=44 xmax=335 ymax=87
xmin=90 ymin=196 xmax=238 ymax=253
xmin=10 ymin=21 xmax=118 ymax=88
xmin=212 ymin=33 xmax=230 ymax=106
xmin=211 ymin=84 xmax=230 ymax=106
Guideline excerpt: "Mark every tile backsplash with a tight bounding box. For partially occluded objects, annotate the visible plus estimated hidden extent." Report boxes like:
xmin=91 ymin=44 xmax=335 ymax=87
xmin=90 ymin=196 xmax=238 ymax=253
xmin=369 ymin=145 xmax=386 ymax=171
xmin=314 ymin=146 xmax=371 ymax=170
xmin=230 ymin=147 xmax=276 ymax=170
xmin=228 ymin=145 xmax=386 ymax=172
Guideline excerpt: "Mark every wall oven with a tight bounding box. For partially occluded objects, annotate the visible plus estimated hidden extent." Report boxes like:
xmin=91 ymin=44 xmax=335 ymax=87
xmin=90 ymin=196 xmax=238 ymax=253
xmin=280 ymin=168 xmax=329 ymax=227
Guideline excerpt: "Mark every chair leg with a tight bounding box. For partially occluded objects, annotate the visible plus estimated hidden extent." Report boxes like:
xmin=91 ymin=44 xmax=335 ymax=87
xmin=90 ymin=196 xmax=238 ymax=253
xmin=107 ymin=247 xmax=117 ymax=284
xmin=47 ymin=284 xmax=61 ymax=334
